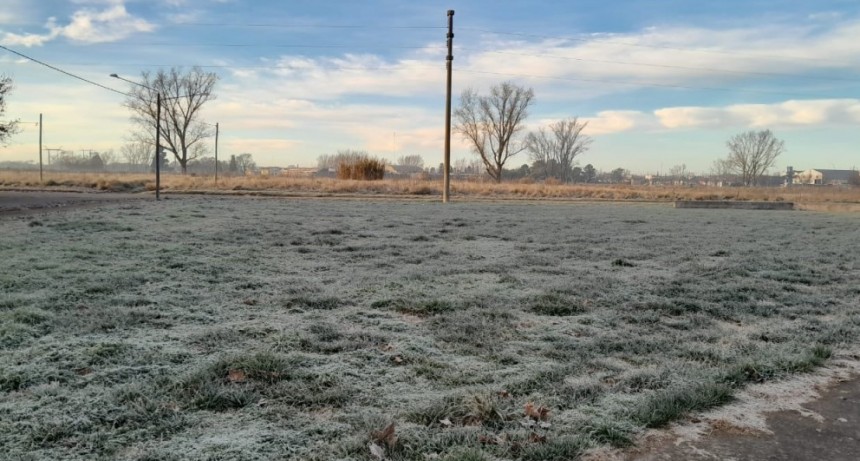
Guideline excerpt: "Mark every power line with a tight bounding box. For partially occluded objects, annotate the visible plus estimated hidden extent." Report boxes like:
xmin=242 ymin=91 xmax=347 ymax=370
xmin=34 ymin=57 xmax=859 ymax=85
xmin=467 ymin=49 xmax=859 ymax=83
xmin=91 ymin=42 xmax=445 ymax=50
xmin=170 ymin=22 xmax=446 ymax=30
xmin=459 ymin=27 xmax=859 ymax=65
xmin=27 ymin=59 xmax=847 ymax=98
xmin=0 ymin=45 xmax=128 ymax=96
xmin=458 ymin=69 xmax=823 ymax=98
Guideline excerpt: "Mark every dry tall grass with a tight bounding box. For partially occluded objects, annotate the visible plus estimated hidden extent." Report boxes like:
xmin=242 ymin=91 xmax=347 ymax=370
xmin=336 ymin=157 xmax=386 ymax=180
xmin=2 ymin=170 xmax=859 ymax=204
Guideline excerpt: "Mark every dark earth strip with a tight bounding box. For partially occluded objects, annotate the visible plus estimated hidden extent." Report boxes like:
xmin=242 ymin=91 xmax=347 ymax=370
xmin=0 ymin=191 xmax=147 ymax=216
xmin=627 ymin=374 xmax=860 ymax=460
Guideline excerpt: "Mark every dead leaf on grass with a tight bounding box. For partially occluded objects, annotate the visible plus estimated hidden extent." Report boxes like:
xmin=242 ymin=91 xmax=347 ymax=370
xmin=529 ymin=432 xmax=547 ymax=444
xmin=524 ymin=402 xmax=550 ymax=421
xmin=478 ymin=434 xmax=497 ymax=445
xmin=497 ymin=390 xmax=511 ymax=399
xmin=380 ymin=343 xmax=395 ymax=352
xmin=439 ymin=418 xmax=453 ymax=427
xmin=478 ymin=434 xmax=507 ymax=445
xmin=371 ymin=422 xmax=398 ymax=449
xmin=391 ymin=355 xmax=405 ymax=365
xmin=227 ymin=369 xmax=247 ymax=383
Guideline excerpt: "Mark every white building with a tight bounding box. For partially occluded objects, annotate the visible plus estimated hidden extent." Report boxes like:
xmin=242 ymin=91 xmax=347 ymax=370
xmin=794 ymin=169 xmax=859 ymax=186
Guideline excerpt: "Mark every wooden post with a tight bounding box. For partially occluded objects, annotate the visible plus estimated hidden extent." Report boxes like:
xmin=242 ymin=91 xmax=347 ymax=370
xmin=443 ymin=10 xmax=454 ymax=203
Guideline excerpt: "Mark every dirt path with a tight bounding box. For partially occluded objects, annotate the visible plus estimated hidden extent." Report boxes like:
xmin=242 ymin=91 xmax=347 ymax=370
xmin=627 ymin=378 xmax=860 ymax=460
xmin=0 ymin=190 xmax=146 ymax=216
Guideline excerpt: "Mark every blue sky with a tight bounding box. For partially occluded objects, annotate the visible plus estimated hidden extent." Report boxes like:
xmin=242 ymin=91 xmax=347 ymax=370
xmin=1 ymin=0 xmax=859 ymax=174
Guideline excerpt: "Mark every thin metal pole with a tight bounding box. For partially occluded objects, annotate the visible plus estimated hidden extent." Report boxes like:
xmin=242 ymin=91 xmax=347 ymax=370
xmin=443 ymin=9 xmax=454 ymax=203
xmin=156 ymin=93 xmax=161 ymax=201
xmin=214 ymin=122 xmax=219 ymax=185
xmin=38 ymin=113 xmax=43 ymax=183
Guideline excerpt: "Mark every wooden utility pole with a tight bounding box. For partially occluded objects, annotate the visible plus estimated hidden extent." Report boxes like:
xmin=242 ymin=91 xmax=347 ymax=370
xmin=443 ymin=9 xmax=454 ymax=203
xmin=38 ymin=114 xmax=43 ymax=183
xmin=155 ymin=93 xmax=162 ymax=201
xmin=214 ymin=122 xmax=220 ymax=184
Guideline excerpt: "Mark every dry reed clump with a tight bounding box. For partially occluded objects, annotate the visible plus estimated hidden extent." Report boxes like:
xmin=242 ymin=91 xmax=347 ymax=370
xmin=336 ymin=156 xmax=386 ymax=181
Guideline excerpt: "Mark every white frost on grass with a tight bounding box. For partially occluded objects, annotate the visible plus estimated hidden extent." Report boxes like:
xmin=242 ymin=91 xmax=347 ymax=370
xmin=1 ymin=197 xmax=859 ymax=460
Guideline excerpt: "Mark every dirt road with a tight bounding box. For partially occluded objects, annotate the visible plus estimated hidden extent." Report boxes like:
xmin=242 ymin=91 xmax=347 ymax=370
xmin=0 ymin=190 xmax=146 ymax=216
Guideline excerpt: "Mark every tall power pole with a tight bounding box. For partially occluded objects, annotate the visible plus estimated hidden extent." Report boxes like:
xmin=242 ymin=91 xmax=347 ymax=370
xmin=214 ymin=122 xmax=220 ymax=184
xmin=38 ymin=113 xmax=43 ymax=183
xmin=443 ymin=10 xmax=454 ymax=203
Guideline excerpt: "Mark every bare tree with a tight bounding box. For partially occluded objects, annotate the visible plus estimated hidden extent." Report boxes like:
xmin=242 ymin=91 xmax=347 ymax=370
xmin=236 ymin=153 xmax=256 ymax=175
xmin=525 ymin=118 xmax=591 ymax=182
xmin=122 ymin=67 xmax=218 ymax=174
xmin=725 ymin=130 xmax=784 ymax=186
xmin=0 ymin=75 xmax=20 ymax=145
xmin=668 ymin=163 xmax=689 ymax=185
xmin=99 ymin=149 xmax=117 ymax=166
xmin=121 ymin=140 xmax=152 ymax=168
xmin=455 ymin=82 xmax=535 ymax=182
xmin=397 ymin=154 xmax=424 ymax=169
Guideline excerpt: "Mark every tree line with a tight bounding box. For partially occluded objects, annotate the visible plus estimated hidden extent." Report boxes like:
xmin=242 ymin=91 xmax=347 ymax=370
xmin=1 ymin=72 xmax=786 ymax=185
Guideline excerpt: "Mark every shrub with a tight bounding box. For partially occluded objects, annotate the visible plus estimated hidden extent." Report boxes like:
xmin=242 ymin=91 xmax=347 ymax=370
xmin=336 ymin=155 xmax=386 ymax=180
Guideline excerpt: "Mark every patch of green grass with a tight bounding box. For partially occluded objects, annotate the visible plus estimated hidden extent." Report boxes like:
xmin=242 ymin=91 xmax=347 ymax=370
xmin=372 ymin=298 xmax=463 ymax=316
xmin=443 ymin=447 xmax=491 ymax=461
xmin=722 ymin=345 xmax=832 ymax=385
xmin=528 ymin=292 xmax=587 ymax=316
xmin=283 ymin=296 xmax=342 ymax=310
xmin=520 ymin=435 xmax=590 ymax=461
xmin=431 ymin=309 xmax=518 ymax=354
xmin=632 ymin=381 xmax=734 ymax=428
xmin=612 ymin=258 xmax=636 ymax=267
xmin=408 ymin=392 xmax=513 ymax=430
xmin=584 ymin=419 xmax=635 ymax=447
xmin=295 ymin=322 xmax=387 ymax=354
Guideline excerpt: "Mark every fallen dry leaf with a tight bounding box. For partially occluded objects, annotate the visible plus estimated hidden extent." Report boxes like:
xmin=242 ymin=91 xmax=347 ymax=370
xmin=227 ymin=369 xmax=246 ymax=383
xmin=478 ymin=434 xmax=498 ymax=445
xmin=391 ymin=355 xmax=405 ymax=365
xmin=439 ymin=418 xmax=453 ymax=427
xmin=529 ymin=432 xmax=547 ymax=444
xmin=381 ymin=343 xmax=395 ymax=352
xmin=371 ymin=422 xmax=398 ymax=449
xmin=497 ymin=390 xmax=511 ymax=399
xmin=524 ymin=402 xmax=550 ymax=421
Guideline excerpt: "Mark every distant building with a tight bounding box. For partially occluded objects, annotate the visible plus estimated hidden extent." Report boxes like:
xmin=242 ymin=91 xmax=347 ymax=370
xmin=794 ymin=169 xmax=859 ymax=186
xmin=259 ymin=167 xmax=282 ymax=177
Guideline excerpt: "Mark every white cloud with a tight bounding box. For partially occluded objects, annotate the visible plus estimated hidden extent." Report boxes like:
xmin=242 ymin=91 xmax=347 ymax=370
xmin=1 ymin=30 xmax=60 ymax=47
xmin=655 ymin=99 xmax=860 ymax=129
xmin=582 ymin=111 xmax=656 ymax=135
xmin=59 ymin=4 xmax=154 ymax=43
xmin=1 ymin=2 xmax=154 ymax=47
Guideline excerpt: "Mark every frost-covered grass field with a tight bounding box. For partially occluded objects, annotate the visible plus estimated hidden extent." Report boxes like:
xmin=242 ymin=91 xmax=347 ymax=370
xmin=1 ymin=197 xmax=859 ymax=460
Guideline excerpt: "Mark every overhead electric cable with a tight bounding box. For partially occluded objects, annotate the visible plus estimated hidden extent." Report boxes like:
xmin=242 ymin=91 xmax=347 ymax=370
xmin=459 ymin=69 xmax=822 ymax=98
xmin=90 ymin=42 xmax=445 ymax=50
xmin=0 ymin=45 xmax=128 ymax=96
xmin=170 ymin=22 xmax=446 ymax=29
xmin=469 ymin=49 xmax=859 ymax=82
xmin=459 ymin=27 xmax=859 ymax=65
